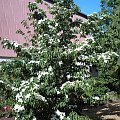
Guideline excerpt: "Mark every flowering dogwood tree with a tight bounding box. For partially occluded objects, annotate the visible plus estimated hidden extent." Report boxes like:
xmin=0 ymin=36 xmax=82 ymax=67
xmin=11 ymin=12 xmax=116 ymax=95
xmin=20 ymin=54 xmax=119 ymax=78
xmin=0 ymin=0 xmax=119 ymax=119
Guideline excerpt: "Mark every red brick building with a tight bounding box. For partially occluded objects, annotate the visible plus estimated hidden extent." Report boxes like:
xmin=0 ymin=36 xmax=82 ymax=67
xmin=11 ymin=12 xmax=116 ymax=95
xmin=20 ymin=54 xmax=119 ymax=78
xmin=0 ymin=0 xmax=87 ymax=61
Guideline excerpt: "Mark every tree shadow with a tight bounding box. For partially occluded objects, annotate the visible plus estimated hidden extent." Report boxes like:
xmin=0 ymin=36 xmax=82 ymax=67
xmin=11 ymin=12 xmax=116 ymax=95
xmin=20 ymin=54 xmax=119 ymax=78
xmin=82 ymin=100 xmax=120 ymax=120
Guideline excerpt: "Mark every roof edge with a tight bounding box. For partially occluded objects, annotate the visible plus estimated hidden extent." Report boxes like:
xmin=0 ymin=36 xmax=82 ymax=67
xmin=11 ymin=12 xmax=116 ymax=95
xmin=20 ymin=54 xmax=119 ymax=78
xmin=0 ymin=56 xmax=15 ymax=59
xmin=44 ymin=0 xmax=88 ymax=19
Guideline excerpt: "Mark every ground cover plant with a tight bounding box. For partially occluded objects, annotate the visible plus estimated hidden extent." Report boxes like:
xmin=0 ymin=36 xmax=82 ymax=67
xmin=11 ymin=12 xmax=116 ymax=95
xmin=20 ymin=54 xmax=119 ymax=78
xmin=0 ymin=0 xmax=119 ymax=119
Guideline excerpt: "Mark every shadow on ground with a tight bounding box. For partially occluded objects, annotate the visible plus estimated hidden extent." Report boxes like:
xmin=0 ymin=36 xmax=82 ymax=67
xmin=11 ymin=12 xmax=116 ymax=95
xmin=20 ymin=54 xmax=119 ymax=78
xmin=82 ymin=100 xmax=120 ymax=120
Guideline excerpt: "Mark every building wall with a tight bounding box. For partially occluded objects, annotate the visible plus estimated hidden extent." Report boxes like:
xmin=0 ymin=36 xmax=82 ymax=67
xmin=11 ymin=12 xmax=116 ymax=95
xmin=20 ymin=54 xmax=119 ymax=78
xmin=0 ymin=0 xmax=87 ymax=58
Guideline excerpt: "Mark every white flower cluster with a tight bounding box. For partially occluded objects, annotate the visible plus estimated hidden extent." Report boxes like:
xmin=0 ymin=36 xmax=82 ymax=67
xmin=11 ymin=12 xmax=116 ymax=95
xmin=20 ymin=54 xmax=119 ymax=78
xmin=56 ymin=110 xmax=65 ymax=120
xmin=12 ymin=77 xmax=47 ymax=114
xmin=75 ymin=62 xmax=81 ymax=66
xmin=2 ymin=38 xmax=9 ymax=46
xmin=88 ymin=12 xmax=97 ymax=17
xmin=63 ymin=49 xmax=73 ymax=55
xmin=100 ymin=14 xmax=107 ymax=20
xmin=66 ymin=74 xmax=71 ymax=80
xmin=37 ymin=71 xmax=49 ymax=79
xmin=97 ymin=51 xmax=119 ymax=63
xmin=59 ymin=61 xmax=63 ymax=65
xmin=13 ymin=104 xmax=25 ymax=113
xmin=92 ymin=96 xmax=100 ymax=100
xmin=81 ymin=55 xmax=89 ymax=60
xmin=13 ymin=79 xmax=39 ymax=102
xmin=55 ymin=87 xmax=60 ymax=94
xmin=48 ymin=25 xmax=56 ymax=30
xmin=49 ymin=38 xmax=54 ymax=44
xmin=60 ymin=81 xmax=74 ymax=90
xmin=2 ymin=39 xmax=20 ymax=48
xmin=74 ymin=40 xmax=90 ymax=52
xmin=3 ymin=38 xmax=9 ymax=41
xmin=32 ymin=117 xmax=37 ymax=120
xmin=28 ymin=60 xmax=40 ymax=64
xmin=34 ymin=93 xmax=47 ymax=102
xmin=11 ymin=41 xmax=19 ymax=48
xmin=0 ymin=80 xmax=4 ymax=83
xmin=38 ymin=18 xmax=47 ymax=24
xmin=55 ymin=23 xmax=58 ymax=27
xmin=37 ymin=66 xmax=53 ymax=79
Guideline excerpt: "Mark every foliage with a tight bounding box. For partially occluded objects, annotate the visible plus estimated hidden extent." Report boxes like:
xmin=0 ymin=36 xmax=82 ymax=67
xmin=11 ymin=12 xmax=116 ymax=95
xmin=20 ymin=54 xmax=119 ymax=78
xmin=0 ymin=0 xmax=119 ymax=119
xmin=84 ymin=0 xmax=120 ymax=94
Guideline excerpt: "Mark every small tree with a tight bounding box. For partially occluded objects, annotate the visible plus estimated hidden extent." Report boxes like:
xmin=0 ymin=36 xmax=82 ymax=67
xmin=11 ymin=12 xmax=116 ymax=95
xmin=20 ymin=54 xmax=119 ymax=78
xmin=0 ymin=0 xmax=119 ymax=119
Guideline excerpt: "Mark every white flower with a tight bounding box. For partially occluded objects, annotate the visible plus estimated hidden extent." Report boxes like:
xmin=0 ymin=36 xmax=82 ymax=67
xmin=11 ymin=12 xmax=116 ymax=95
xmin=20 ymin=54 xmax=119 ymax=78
xmin=49 ymin=39 xmax=54 ymax=44
xmin=32 ymin=117 xmax=37 ymax=120
xmin=81 ymin=55 xmax=89 ymax=60
xmin=60 ymin=81 xmax=74 ymax=90
xmin=28 ymin=61 xmax=40 ymax=64
xmin=11 ymin=86 xmax=19 ymax=91
xmin=11 ymin=41 xmax=19 ymax=48
xmin=97 ymin=52 xmax=113 ymax=63
xmin=34 ymin=93 xmax=47 ymax=102
xmin=3 ymin=38 xmax=9 ymax=41
xmin=48 ymin=66 xmax=53 ymax=72
xmin=25 ymin=93 xmax=31 ymax=100
xmin=21 ymin=80 xmax=28 ymax=86
xmin=48 ymin=25 xmax=55 ymax=29
xmin=17 ymin=98 xmax=23 ymax=103
xmin=0 ymin=80 xmax=4 ymax=83
xmin=67 ymin=74 xmax=71 ymax=80
xmin=38 ymin=18 xmax=47 ymax=24
xmin=57 ymin=39 xmax=60 ymax=42
xmin=75 ymin=62 xmax=81 ymax=66
xmin=41 ymin=71 xmax=49 ymax=76
xmin=85 ymin=83 xmax=89 ymax=86
xmin=16 ymin=93 xmax=22 ymax=100
xmin=55 ymin=23 xmax=58 ymax=27
xmin=33 ymin=83 xmax=39 ymax=90
xmin=88 ymin=14 xmax=93 ymax=16
xmin=38 ymin=71 xmax=49 ymax=79
xmin=38 ymin=20 xmax=43 ymax=24
xmin=67 ymin=49 xmax=72 ymax=53
xmin=56 ymin=110 xmax=65 ymax=120
xmin=59 ymin=61 xmax=63 ymax=65
xmin=57 ymin=90 xmax=60 ymax=94
xmin=65 ymin=95 xmax=68 ymax=99
xmin=14 ymin=104 xmax=25 ymax=112
xmin=88 ymin=12 xmax=97 ymax=16
xmin=37 ymin=72 xmax=42 ymax=79
xmin=14 ymin=43 xmax=19 ymax=47
xmin=30 ymin=77 xmax=34 ymax=82
xmin=92 ymin=96 xmax=100 ymax=100
xmin=75 ymin=46 xmax=83 ymax=51
xmin=111 ymin=52 xmax=119 ymax=57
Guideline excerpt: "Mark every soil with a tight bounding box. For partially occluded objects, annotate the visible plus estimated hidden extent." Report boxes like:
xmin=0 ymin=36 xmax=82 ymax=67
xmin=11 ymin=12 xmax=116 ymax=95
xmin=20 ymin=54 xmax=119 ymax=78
xmin=0 ymin=100 xmax=120 ymax=120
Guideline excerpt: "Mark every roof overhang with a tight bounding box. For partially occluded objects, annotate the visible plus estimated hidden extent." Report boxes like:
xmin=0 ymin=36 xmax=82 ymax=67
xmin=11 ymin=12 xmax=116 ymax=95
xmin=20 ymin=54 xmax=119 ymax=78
xmin=44 ymin=0 xmax=88 ymax=19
